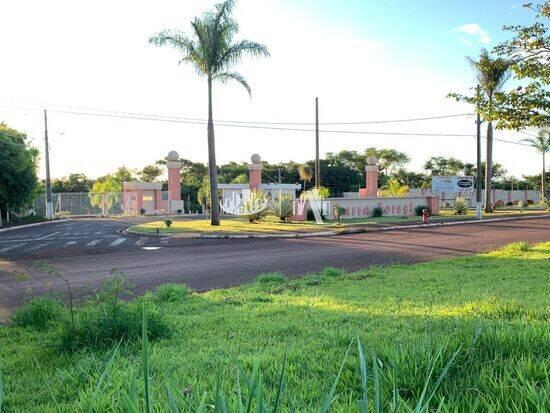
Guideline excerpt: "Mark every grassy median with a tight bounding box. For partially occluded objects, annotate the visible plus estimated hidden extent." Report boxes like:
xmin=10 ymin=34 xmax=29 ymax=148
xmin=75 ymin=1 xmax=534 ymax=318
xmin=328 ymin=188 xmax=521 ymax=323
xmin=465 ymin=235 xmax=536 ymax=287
xmin=0 ymin=242 xmax=549 ymax=411
xmin=129 ymin=209 xmax=549 ymax=235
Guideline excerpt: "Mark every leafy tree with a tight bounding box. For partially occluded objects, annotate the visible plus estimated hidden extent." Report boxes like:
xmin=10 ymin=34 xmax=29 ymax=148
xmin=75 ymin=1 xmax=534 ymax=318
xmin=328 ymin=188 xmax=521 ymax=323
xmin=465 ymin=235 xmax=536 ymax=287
xmin=180 ymin=159 xmax=208 ymax=212
xmin=522 ymin=129 xmax=550 ymax=198
xmin=0 ymin=123 xmax=39 ymax=220
xmin=51 ymin=173 xmax=92 ymax=193
xmin=424 ymin=156 xmax=465 ymax=175
xmin=138 ymin=165 xmax=163 ymax=182
xmin=449 ymin=49 xmax=512 ymax=212
xmin=365 ymin=147 xmax=410 ymax=175
xmin=493 ymin=1 xmax=550 ymax=129
xmin=150 ymin=0 xmax=269 ymax=226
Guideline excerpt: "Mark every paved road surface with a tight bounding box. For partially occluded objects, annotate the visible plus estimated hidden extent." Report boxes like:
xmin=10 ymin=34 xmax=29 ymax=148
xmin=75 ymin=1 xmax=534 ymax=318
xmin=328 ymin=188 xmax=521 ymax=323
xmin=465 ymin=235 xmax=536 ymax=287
xmin=1 ymin=216 xmax=549 ymax=316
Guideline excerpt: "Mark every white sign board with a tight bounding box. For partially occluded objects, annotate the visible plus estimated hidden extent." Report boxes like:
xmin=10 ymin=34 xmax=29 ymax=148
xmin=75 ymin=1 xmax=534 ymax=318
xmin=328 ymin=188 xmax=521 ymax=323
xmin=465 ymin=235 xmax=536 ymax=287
xmin=431 ymin=176 xmax=475 ymax=193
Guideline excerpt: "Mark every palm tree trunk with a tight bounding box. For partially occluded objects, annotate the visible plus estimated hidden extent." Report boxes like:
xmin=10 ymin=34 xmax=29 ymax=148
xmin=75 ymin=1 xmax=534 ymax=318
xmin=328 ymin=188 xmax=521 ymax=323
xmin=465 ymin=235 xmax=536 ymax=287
xmin=484 ymin=121 xmax=494 ymax=213
xmin=207 ymin=76 xmax=220 ymax=226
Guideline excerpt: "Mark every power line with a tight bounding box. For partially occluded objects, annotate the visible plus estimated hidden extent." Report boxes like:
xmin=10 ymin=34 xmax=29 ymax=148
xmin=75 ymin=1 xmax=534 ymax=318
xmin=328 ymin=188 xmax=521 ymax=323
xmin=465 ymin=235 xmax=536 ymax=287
xmin=2 ymin=103 xmax=471 ymax=126
xmin=1 ymin=105 xmax=531 ymax=147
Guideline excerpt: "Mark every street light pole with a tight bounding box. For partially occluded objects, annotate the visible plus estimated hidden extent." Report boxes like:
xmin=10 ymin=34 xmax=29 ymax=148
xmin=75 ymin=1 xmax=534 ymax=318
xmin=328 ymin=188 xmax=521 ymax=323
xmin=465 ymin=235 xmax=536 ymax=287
xmin=314 ymin=97 xmax=320 ymax=189
xmin=475 ymin=86 xmax=483 ymax=220
xmin=44 ymin=109 xmax=53 ymax=220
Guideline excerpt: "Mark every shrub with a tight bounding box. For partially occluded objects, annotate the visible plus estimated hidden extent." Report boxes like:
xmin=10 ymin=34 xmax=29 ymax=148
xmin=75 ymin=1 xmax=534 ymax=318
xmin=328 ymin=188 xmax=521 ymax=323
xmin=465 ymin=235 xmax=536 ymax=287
xmin=500 ymin=241 xmax=530 ymax=253
xmin=380 ymin=178 xmax=409 ymax=197
xmin=139 ymin=208 xmax=146 ymax=215
xmin=256 ymin=272 xmax=286 ymax=284
xmin=332 ymin=204 xmax=347 ymax=223
xmin=453 ymin=197 xmax=468 ymax=215
xmin=60 ymin=301 xmax=170 ymax=351
xmin=164 ymin=219 xmax=172 ymax=228
xmin=414 ymin=205 xmax=430 ymax=216
xmin=242 ymin=190 xmax=270 ymax=222
xmin=321 ymin=267 xmax=345 ymax=277
xmin=12 ymin=297 xmax=65 ymax=331
xmin=270 ymin=195 xmax=294 ymax=222
xmin=441 ymin=201 xmax=450 ymax=210
xmin=154 ymin=283 xmax=189 ymax=303
xmin=518 ymin=200 xmax=528 ymax=212
xmin=372 ymin=207 xmax=383 ymax=217
xmin=540 ymin=198 xmax=550 ymax=211
xmin=176 ymin=208 xmax=183 ymax=215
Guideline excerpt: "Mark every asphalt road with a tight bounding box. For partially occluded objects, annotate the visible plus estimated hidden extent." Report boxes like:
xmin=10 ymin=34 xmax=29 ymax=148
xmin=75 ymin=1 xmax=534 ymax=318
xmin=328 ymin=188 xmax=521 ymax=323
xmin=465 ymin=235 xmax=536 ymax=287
xmin=1 ymin=216 xmax=549 ymax=317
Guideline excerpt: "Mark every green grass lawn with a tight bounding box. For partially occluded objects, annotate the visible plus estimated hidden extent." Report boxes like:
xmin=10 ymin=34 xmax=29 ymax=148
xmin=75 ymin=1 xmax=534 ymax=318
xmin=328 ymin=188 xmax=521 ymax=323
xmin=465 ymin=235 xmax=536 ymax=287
xmin=0 ymin=242 xmax=549 ymax=411
xmin=129 ymin=209 xmax=549 ymax=234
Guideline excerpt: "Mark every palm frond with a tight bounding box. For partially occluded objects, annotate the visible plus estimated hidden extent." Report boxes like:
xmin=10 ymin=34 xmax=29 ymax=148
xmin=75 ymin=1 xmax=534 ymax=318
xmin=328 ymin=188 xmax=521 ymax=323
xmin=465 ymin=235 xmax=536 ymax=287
xmin=213 ymin=72 xmax=251 ymax=96
xmin=220 ymin=40 xmax=270 ymax=70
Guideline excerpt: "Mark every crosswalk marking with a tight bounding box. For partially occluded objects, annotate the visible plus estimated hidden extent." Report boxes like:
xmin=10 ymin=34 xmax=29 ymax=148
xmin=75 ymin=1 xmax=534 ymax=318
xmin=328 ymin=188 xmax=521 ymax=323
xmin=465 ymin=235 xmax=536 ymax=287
xmin=135 ymin=237 xmax=147 ymax=246
xmin=0 ymin=244 xmax=24 ymax=253
xmin=86 ymin=239 xmax=102 ymax=247
xmin=36 ymin=231 xmax=60 ymax=240
xmin=27 ymin=242 xmax=51 ymax=252
xmin=109 ymin=238 xmax=126 ymax=247
xmin=63 ymin=241 xmax=77 ymax=247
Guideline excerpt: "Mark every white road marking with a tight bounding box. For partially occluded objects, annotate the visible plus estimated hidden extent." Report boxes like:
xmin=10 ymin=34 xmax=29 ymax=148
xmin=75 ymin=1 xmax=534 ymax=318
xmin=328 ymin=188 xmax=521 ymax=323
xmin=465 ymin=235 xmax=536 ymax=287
xmin=160 ymin=239 xmax=169 ymax=245
xmin=27 ymin=242 xmax=51 ymax=252
xmin=86 ymin=239 xmax=102 ymax=247
xmin=36 ymin=231 xmax=60 ymax=240
xmin=0 ymin=244 xmax=24 ymax=253
xmin=109 ymin=238 xmax=126 ymax=247
xmin=142 ymin=247 xmax=161 ymax=250
xmin=63 ymin=241 xmax=77 ymax=247
xmin=94 ymin=231 xmax=102 ymax=235
xmin=135 ymin=237 xmax=147 ymax=246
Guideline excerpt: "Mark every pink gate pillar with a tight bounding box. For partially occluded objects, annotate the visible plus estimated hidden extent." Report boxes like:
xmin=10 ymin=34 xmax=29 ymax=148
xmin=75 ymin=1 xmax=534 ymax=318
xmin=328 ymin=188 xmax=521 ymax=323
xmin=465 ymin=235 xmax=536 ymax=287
xmin=427 ymin=196 xmax=439 ymax=215
xmin=248 ymin=153 xmax=263 ymax=191
xmin=165 ymin=150 xmax=184 ymax=214
xmin=360 ymin=155 xmax=379 ymax=198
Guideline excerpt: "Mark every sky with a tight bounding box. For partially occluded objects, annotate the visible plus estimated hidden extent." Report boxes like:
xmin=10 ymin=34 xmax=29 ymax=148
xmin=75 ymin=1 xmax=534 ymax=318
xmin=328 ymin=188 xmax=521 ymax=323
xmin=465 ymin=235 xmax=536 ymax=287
xmin=0 ymin=0 xmax=543 ymax=180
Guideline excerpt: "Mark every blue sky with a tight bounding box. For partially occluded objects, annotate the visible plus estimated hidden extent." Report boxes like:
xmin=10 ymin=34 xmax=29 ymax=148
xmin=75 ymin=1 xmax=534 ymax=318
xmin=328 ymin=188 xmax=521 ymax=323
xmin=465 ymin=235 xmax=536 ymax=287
xmin=0 ymin=0 xmax=543 ymax=179
xmin=286 ymin=0 xmax=531 ymax=77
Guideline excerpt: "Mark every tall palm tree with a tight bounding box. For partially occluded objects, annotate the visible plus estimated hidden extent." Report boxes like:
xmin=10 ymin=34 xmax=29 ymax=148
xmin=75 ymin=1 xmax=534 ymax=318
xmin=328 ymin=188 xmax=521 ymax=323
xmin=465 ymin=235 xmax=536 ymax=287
xmin=298 ymin=165 xmax=313 ymax=193
xmin=149 ymin=0 xmax=269 ymax=225
xmin=523 ymin=129 xmax=550 ymax=200
xmin=467 ymin=49 xmax=511 ymax=212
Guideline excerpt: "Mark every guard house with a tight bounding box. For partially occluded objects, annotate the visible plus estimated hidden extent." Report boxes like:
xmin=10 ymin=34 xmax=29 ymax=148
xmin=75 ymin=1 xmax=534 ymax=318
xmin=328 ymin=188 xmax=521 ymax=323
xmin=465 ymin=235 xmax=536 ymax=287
xmin=218 ymin=154 xmax=301 ymax=205
xmin=123 ymin=150 xmax=184 ymax=215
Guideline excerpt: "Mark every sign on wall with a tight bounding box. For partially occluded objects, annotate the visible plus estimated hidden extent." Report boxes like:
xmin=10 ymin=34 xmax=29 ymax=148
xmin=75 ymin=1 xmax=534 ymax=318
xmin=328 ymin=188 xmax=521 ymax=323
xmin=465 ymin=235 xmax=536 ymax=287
xmin=431 ymin=176 xmax=474 ymax=193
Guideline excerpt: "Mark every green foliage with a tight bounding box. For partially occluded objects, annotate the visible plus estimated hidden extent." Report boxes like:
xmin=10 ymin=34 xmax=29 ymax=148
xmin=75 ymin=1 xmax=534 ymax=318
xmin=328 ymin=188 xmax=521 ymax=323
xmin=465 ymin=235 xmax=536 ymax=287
xmin=242 ymin=189 xmax=270 ymax=222
xmin=540 ymin=197 xmax=550 ymax=210
xmin=51 ymin=173 xmax=92 ymax=193
xmin=365 ymin=147 xmax=411 ymax=175
xmin=59 ymin=301 xmax=170 ymax=351
xmin=321 ymin=267 xmax=345 ymax=277
xmin=154 ymin=283 xmax=190 ymax=303
xmin=415 ymin=205 xmax=430 ymax=216
xmin=269 ymin=195 xmax=294 ymax=222
xmin=164 ymin=219 xmax=172 ymax=228
xmin=500 ymin=241 xmax=531 ymax=254
xmin=0 ymin=123 xmax=39 ymax=214
xmin=493 ymin=1 xmax=550 ymax=129
xmin=256 ymin=272 xmax=286 ymax=284
xmin=1 ymin=243 xmax=550 ymax=410
xmin=380 ymin=178 xmax=409 ymax=197
xmin=12 ymin=297 xmax=65 ymax=331
xmin=333 ymin=204 xmax=347 ymax=223
xmin=138 ymin=165 xmax=163 ymax=182
xmin=372 ymin=206 xmax=383 ymax=217
xmin=317 ymin=186 xmax=331 ymax=198
xmin=453 ymin=197 xmax=469 ymax=215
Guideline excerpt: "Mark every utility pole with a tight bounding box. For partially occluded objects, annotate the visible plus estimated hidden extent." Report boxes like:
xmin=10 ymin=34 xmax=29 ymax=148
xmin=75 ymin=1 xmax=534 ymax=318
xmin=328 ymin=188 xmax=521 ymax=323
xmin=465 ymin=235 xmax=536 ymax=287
xmin=314 ymin=97 xmax=320 ymax=189
xmin=44 ymin=109 xmax=53 ymax=220
xmin=475 ymin=86 xmax=483 ymax=220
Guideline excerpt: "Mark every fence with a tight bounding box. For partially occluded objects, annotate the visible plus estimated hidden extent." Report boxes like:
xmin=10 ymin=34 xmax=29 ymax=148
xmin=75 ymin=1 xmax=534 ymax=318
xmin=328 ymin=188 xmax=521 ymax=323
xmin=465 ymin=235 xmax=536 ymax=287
xmin=33 ymin=192 xmax=126 ymax=217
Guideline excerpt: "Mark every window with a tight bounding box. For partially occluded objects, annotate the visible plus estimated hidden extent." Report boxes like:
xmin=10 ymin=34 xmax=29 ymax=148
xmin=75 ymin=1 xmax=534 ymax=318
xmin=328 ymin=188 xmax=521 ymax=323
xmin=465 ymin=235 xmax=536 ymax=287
xmin=142 ymin=195 xmax=153 ymax=201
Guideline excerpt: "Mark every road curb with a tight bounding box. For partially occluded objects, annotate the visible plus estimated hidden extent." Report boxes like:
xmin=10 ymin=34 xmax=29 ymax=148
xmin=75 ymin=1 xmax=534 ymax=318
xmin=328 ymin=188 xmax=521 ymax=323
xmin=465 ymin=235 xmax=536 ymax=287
xmin=0 ymin=219 xmax=70 ymax=234
xmin=124 ymin=213 xmax=550 ymax=240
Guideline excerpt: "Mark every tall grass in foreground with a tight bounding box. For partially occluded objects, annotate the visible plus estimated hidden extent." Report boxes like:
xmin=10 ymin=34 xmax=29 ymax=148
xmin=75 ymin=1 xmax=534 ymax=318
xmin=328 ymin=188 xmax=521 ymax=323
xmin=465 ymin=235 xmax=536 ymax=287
xmin=30 ymin=300 xmax=464 ymax=412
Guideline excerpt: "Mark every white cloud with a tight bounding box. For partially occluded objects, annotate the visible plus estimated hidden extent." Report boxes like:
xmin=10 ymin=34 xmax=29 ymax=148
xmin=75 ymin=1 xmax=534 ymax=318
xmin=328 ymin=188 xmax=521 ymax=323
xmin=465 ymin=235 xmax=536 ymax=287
xmin=452 ymin=23 xmax=490 ymax=44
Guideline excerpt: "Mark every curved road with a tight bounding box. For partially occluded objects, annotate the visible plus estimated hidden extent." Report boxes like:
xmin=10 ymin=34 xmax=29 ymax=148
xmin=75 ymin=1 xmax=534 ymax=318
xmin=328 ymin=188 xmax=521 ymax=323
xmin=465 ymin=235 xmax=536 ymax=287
xmin=1 ymin=216 xmax=549 ymax=317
